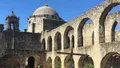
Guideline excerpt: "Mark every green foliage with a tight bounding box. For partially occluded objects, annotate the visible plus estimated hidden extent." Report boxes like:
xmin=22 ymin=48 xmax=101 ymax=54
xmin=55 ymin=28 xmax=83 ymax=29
xmin=83 ymin=64 xmax=94 ymax=68
xmin=55 ymin=61 xmax=61 ymax=68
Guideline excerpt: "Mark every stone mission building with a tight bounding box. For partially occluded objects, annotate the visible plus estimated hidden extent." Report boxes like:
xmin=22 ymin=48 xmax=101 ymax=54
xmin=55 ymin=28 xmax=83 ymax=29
xmin=0 ymin=0 xmax=120 ymax=68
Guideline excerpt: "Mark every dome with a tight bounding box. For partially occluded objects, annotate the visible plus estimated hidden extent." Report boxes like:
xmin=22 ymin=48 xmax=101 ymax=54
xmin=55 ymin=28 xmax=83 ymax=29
xmin=33 ymin=4 xmax=59 ymax=17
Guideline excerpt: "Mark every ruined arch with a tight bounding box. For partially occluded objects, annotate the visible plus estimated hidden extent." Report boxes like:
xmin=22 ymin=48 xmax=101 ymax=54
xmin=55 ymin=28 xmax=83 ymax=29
xmin=54 ymin=32 xmax=61 ymax=50
xmin=64 ymin=55 xmax=74 ymax=68
xmin=47 ymin=36 xmax=52 ymax=51
xmin=78 ymin=18 xmax=93 ymax=47
xmin=54 ymin=56 xmax=61 ymax=68
xmin=99 ymin=3 xmax=120 ymax=43
xmin=64 ymin=26 xmax=74 ymax=49
xmin=46 ymin=57 xmax=52 ymax=68
xmin=78 ymin=55 xmax=94 ymax=68
xmin=100 ymin=52 xmax=120 ymax=68
xmin=42 ymin=39 xmax=46 ymax=50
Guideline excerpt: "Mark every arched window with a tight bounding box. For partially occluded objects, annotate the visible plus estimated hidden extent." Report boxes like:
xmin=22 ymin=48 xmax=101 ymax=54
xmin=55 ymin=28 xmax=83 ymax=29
xmin=47 ymin=36 xmax=52 ymax=51
xmin=78 ymin=18 xmax=93 ymax=47
xmin=111 ymin=21 xmax=120 ymax=41
xmin=54 ymin=32 xmax=61 ymax=50
xmin=64 ymin=26 xmax=74 ymax=49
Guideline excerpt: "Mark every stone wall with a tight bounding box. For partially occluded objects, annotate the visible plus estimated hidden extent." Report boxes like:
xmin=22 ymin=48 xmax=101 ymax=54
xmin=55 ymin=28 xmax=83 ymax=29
xmin=0 ymin=32 xmax=41 ymax=51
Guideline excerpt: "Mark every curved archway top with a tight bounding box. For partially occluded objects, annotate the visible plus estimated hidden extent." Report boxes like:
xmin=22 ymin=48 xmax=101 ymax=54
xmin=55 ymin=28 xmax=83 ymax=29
xmin=54 ymin=31 xmax=61 ymax=40
xmin=64 ymin=55 xmax=74 ymax=61
xmin=100 ymin=52 xmax=119 ymax=68
xmin=54 ymin=56 xmax=61 ymax=61
xmin=54 ymin=32 xmax=61 ymax=37
xmin=99 ymin=3 xmax=120 ymax=25
xmin=63 ymin=25 xmax=74 ymax=36
xmin=47 ymin=57 xmax=52 ymax=62
xmin=47 ymin=36 xmax=52 ymax=41
xmin=41 ymin=38 xmax=45 ymax=42
xmin=77 ymin=18 xmax=93 ymax=31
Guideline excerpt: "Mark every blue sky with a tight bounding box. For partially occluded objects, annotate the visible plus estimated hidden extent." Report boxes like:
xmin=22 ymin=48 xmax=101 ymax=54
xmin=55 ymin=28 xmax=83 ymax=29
xmin=0 ymin=0 xmax=120 ymax=31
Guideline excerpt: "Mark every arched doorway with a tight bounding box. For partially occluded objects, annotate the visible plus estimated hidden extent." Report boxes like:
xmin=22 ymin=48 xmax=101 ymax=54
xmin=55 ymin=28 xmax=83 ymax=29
xmin=27 ymin=56 xmax=35 ymax=68
xmin=54 ymin=56 xmax=61 ymax=68
xmin=78 ymin=56 xmax=94 ymax=68
xmin=101 ymin=52 xmax=120 ymax=68
xmin=64 ymin=55 xmax=74 ymax=68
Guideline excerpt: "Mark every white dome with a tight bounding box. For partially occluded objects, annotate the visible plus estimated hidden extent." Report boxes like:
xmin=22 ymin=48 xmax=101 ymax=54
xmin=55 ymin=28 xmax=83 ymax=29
xmin=33 ymin=5 xmax=59 ymax=17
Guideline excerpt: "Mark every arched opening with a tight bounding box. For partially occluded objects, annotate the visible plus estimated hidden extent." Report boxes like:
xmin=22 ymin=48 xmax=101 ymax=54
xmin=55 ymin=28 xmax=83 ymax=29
xmin=99 ymin=3 xmax=120 ymax=43
xmin=64 ymin=26 xmax=74 ymax=49
xmin=54 ymin=32 xmax=61 ymax=50
xmin=78 ymin=18 xmax=93 ymax=47
xmin=54 ymin=56 xmax=61 ymax=68
xmin=101 ymin=52 xmax=120 ymax=68
xmin=42 ymin=39 xmax=46 ymax=50
xmin=46 ymin=57 xmax=52 ymax=68
xmin=78 ymin=56 xmax=94 ymax=68
xmin=28 ymin=56 xmax=35 ymax=68
xmin=111 ymin=21 xmax=120 ymax=41
xmin=47 ymin=36 xmax=52 ymax=51
xmin=64 ymin=55 xmax=74 ymax=68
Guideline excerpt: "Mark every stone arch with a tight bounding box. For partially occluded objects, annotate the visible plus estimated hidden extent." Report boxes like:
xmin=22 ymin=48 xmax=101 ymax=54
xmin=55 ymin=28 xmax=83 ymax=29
xmin=54 ymin=56 xmax=61 ymax=68
xmin=54 ymin=32 xmax=61 ymax=50
xmin=42 ymin=39 xmax=46 ymax=50
xmin=99 ymin=3 xmax=120 ymax=43
xmin=78 ymin=18 xmax=93 ymax=47
xmin=64 ymin=26 xmax=74 ymax=49
xmin=64 ymin=55 xmax=74 ymax=68
xmin=78 ymin=55 xmax=94 ymax=68
xmin=46 ymin=57 xmax=52 ymax=68
xmin=100 ymin=52 xmax=120 ymax=68
xmin=47 ymin=36 xmax=52 ymax=51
